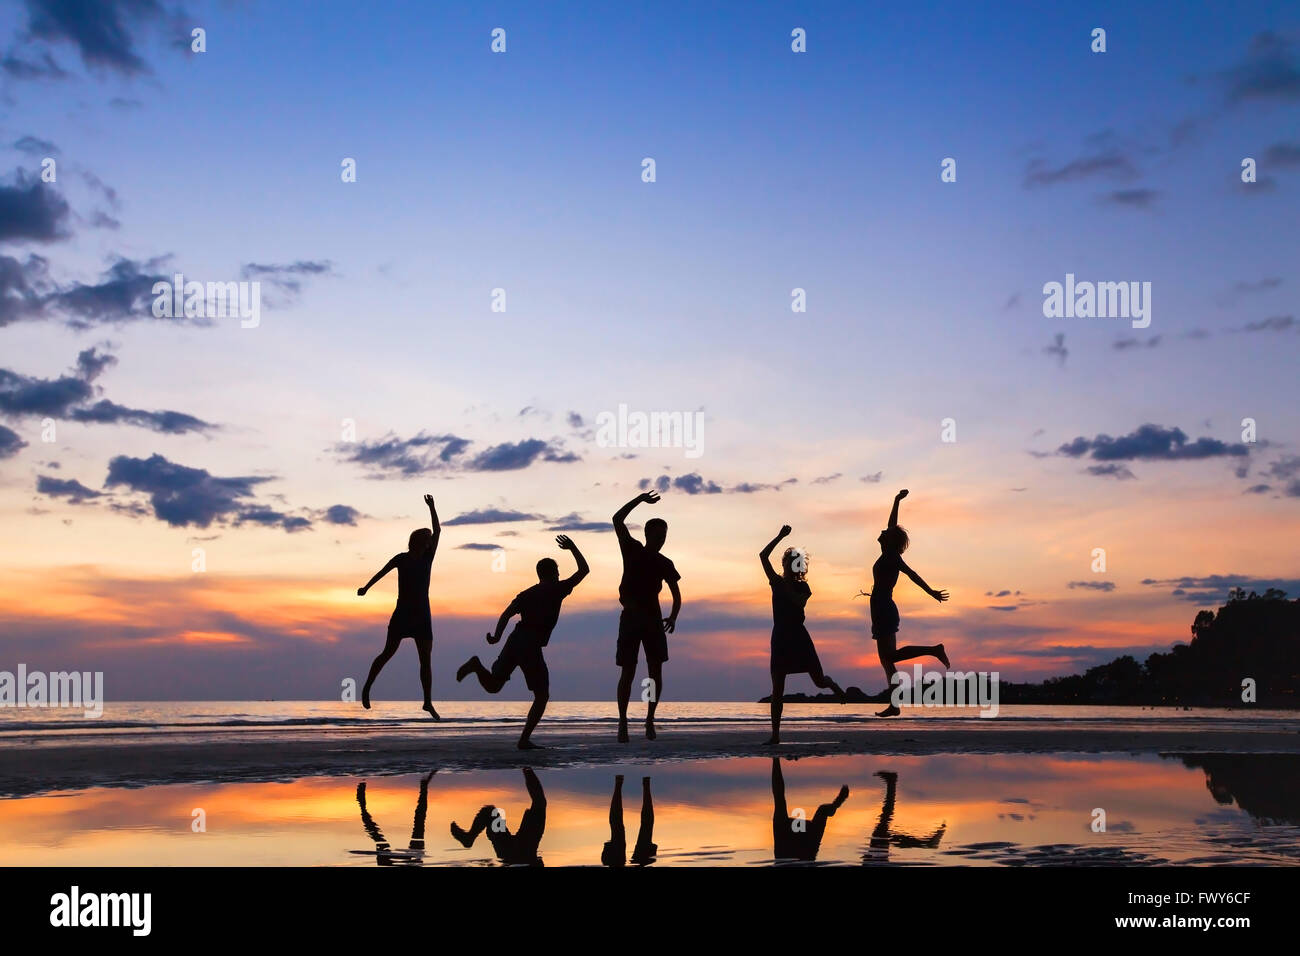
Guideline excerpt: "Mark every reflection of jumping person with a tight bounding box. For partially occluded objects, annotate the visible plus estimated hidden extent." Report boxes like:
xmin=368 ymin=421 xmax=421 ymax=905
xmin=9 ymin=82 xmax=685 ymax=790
xmin=450 ymin=767 xmax=547 ymax=867
xmin=456 ymin=535 xmax=588 ymax=750
xmin=771 ymin=757 xmax=849 ymax=863
xmin=612 ymin=491 xmax=682 ymax=743
xmin=760 ymin=525 xmax=845 ymax=745
xmin=353 ymin=770 xmax=436 ymax=867
xmin=867 ymin=490 xmax=949 ymax=718
xmin=358 ymin=494 xmax=442 ymax=719
xmin=602 ymin=775 xmax=657 ymax=867
xmin=862 ymin=771 xmax=946 ymax=865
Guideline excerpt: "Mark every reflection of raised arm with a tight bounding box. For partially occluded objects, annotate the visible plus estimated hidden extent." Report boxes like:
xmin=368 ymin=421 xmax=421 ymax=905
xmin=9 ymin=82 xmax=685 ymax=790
xmin=888 ymin=489 xmax=908 ymax=529
xmin=899 ymin=558 xmax=949 ymax=603
xmin=613 ymin=491 xmax=660 ymax=540
xmin=424 ymin=494 xmax=441 ymax=557
xmin=358 ymin=556 xmax=398 ymax=596
xmin=486 ymin=595 xmax=521 ymax=645
xmin=523 ymin=767 xmax=546 ymax=806
xmin=556 ymin=534 xmax=589 ymax=587
xmin=760 ymin=525 xmax=791 ymax=584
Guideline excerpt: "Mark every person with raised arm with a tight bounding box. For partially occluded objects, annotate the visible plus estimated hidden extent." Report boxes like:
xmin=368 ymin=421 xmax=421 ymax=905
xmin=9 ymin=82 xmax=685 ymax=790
xmin=612 ymin=490 xmax=682 ymax=742
xmin=866 ymin=489 xmax=950 ymax=717
xmin=357 ymin=494 xmax=442 ymax=719
xmin=760 ymin=524 xmax=846 ymax=744
xmin=456 ymin=534 xmax=588 ymax=749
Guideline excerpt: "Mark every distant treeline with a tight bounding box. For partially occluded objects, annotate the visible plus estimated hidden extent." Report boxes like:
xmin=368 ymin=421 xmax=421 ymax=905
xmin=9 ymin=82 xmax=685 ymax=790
xmin=764 ymin=590 xmax=1300 ymax=707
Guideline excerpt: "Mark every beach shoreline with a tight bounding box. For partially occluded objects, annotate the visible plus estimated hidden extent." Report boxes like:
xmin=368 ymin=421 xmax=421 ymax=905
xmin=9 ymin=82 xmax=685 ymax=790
xmin=4 ymin=715 xmax=1299 ymax=798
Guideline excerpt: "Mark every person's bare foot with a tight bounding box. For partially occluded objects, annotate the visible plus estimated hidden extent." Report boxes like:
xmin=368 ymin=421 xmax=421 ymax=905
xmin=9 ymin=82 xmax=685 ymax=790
xmin=763 ymin=735 xmax=780 ymax=746
xmin=876 ymin=704 xmax=901 ymax=718
xmin=645 ymin=720 xmax=656 ymax=740
xmin=517 ymin=739 xmax=543 ymax=750
xmin=361 ymin=685 xmax=371 ymax=709
xmin=423 ymin=703 xmax=441 ymax=721
xmin=936 ymin=644 xmax=950 ymax=668
xmin=449 ymin=822 xmax=473 ymax=847
xmin=617 ymin=722 xmax=629 ymax=743
xmin=455 ymin=657 xmax=478 ymax=683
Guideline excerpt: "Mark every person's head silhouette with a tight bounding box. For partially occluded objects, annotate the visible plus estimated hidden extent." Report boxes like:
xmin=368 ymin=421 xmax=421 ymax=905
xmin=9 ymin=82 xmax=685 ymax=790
xmin=878 ymin=525 xmax=909 ymax=555
xmin=781 ymin=546 xmax=808 ymax=581
xmin=408 ymin=527 xmax=432 ymax=553
xmin=535 ymin=557 xmax=560 ymax=582
xmin=644 ymin=517 xmax=667 ymax=552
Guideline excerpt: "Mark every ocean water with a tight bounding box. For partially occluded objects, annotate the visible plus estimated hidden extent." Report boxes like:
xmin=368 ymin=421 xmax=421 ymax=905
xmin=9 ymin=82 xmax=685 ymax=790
xmin=3 ymin=700 xmax=1297 ymax=744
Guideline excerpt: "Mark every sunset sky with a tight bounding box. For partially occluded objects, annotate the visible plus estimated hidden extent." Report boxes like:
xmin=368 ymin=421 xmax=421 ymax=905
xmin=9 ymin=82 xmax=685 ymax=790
xmin=1 ymin=1 xmax=1297 ymax=701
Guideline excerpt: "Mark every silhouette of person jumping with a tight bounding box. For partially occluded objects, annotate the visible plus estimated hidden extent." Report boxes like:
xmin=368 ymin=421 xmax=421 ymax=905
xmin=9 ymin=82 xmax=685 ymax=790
xmin=771 ymin=757 xmax=849 ymax=863
xmin=353 ymin=770 xmax=436 ymax=866
xmin=358 ymin=494 xmax=442 ymax=719
xmin=456 ymin=534 xmax=588 ymax=749
xmin=602 ymin=774 xmax=657 ymax=867
xmin=866 ymin=490 xmax=949 ymax=717
xmin=612 ymin=491 xmax=681 ymax=742
xmin=760 ymin=525 xmax=846 ymax=744
xmin=450 ymin=767 xmax=547 ymax=866
xmin=862 ymin=771 xmax=946 ymax=865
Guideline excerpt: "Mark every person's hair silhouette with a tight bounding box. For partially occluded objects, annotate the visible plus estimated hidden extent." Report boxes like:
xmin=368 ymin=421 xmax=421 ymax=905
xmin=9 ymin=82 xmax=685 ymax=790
xmin=862 ymin=771 xmax=946 ymax=865
xmin=760 ymin=525 xmax=846 ymax=744
xmin=456 ymin=534 xmax=588 ymax=749
xmin=612 ymin=491 xmax=682 ymax=742
xmin=353 ymin=770 xmax=437 ymax=866
xmin=602 ymin=774 xmax=657 ymax=867
xmin=771 ymin=757 xmax=849 ymax=863
xmin=450 ymin=767 xmax=547 ymax=866
xmin=866 ymin=490 xmax=950 ymax=717
xmin=357 ymin=494 xmax=442 ymax=719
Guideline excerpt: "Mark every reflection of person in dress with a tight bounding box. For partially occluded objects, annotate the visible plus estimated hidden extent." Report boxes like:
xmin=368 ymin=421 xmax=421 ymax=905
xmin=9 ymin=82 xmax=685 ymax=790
xmin=358 ymin=494 xmax=442 ymax=719
xmin=862 ymin=771 xmax=946 ymax=865
xmin=771 ymin=757 xmax=849 ymax=863
xmin=866 ymin=490 xmax=950 ymax=718
xmin=760 ymin=525 xmax=845 ymax=745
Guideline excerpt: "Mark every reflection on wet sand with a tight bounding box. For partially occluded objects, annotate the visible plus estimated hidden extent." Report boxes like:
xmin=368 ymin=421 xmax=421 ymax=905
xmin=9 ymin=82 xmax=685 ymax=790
xmin=862 ymin=771 xmax=946 ymax=865
xmin=449 ymin=767 xmax=547 ymax=866
xmin=771 ymin=757 xmax=849 ymax=863
xmin=603 ymin=774 xmax=657 ymax=866
xmin=352 ymin=769 xmax=435 ymax=866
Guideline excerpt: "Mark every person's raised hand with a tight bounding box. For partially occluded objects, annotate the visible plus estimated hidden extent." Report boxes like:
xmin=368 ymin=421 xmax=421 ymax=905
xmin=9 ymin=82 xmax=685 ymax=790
xmin=555 ymin=534 xmax=573 ymax=550
xmin=357 ymin=586 xmax=367 ymax=597
xmin=896 ymin=489 xmax=909 ymax=500
xmin=778 ymin=524 xmax=792 ymax=538
xmin=934 ymin=589 xmax=949 ymax=603
xmin=640 ymin=490 xmax=661 ymax=504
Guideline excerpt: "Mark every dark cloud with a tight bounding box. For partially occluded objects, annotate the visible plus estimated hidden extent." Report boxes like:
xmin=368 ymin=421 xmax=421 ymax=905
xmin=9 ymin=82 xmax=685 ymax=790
xmin=1058 ymin=424 xmax=1249 ymax=462
xmin=0 ymin=423 xmax=26 ymax=458
xmin=444 ymin=508 xmax=540 ymax=526
xmin=1043 ymin=332 xmax=1067 ymax=366
xmin=640 ymin=473 xmax=796 ymax=495
xmin=1243 ymin=483 xmax=1272 ymax=494
xmin=566 ymin=411 xmax=584 ymax=429
xmin=19 ymin=0 xmax=171 ymax=77
xmin=68 ymin=400 xmax=212 ymax=434
xmin=320 ymin=504 xmax=361 ymax=526
xmin=239 ymin=260 xmax=334 ymax=299
xmin=1024 ymin=151 xmax=1138 ymax=187
xmin=1222 ymin=32 xmax=1300 ymax=104
xmin=45 ymin=256 xmax=174 ymax=328
xmin=335 ymin=432 xmax=472 ymax=476
xmin=0 ymin=253 xmax=50 ymax=325
xmin=1264 ymin=455 xmax=1300 ymax=496
xmin=639 ymin=475 xmax=671 ymax=493
xmin=811 ymin=473 xmax=841 ymax=485
xmin=1067 ymin=580 xmax=1117 ymax=592
xmin=1102 ymin=188 xmax=1159 ymax=208
xmin=0 ymin=171 xmax=71 ymax=243
xmin=1242 ymin=314 xmax=1295 ymax=332
xmin=731 ymin=477 xmax=798 ymax=493
xmin=0 ymin=365 xmax=92 ymax=416
xmin=36 ymin=474 xmax=101 ymax=503
xmin=1265 ymin=142 xmax=1300 ymax=166
xmin=860 ymin=472 xmax=883 ymax=483
xmin=667 ymin=473 xmax=722 ymax=495
xmin=1142 ymin=574 xmax=1300 ymax=603
xmin=104 ymin=453 xmax=307 ymax=532
xmin=1113 ymin=335 xmax=1161 ymax=350
xmin=1 ymin=51 xmax=69 ymax=80
xmin=544 ymin=512 xmax=611 ymax=532
xmin=468 ymin=438 xmax=579 ymax=471
xmin=12 ymin=135 xmax=58 ymax=156
xmin=456 ymin=542 xmax=501 ymax=551
xmin=1085 ymin=463 xmax=1136 ymax=480
xmin=74 ymin=345 xmax=115 ymax=380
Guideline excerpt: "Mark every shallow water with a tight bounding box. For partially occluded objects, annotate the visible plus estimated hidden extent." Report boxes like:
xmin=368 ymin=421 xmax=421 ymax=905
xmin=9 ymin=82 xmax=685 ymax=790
xmin=4 ymin=751 xmax=1298 ymax=866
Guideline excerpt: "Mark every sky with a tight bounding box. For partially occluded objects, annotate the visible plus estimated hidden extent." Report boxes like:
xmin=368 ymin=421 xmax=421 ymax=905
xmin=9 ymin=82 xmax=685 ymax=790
xmin=1 ymin=0 xmax=1297 ymax=701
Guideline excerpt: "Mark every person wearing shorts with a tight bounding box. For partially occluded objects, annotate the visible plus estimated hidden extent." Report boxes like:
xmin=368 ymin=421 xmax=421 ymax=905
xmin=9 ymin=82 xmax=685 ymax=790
xmin=457 ymin=534 xmax=588 ymax=749
xmin=611 ymin=491 xmax=682 ymax=742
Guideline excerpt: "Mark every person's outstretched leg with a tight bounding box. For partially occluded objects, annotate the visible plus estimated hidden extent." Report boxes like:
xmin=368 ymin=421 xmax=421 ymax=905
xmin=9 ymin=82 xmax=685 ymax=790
xmin=765 ymin=673 xmax=785 ymax=745
xmin=645 ymin=660 xmax=663 ymax=739
xmin=892 ymin=643 xmax=950 ymax=668
xmin=809 ymin=663 xmax=846 ymax=702
xmin=616 ymin=663 xmax=636 ymax=742
xmin=415 ymin=639 xmax=440 ymax=720
xmin=362 ymin=634 xmax=402 ymax=709
xmin=518 ymin=689 xmax=548 ymax=749
xmin=457 ymin=656 xmax=506 ymax=693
